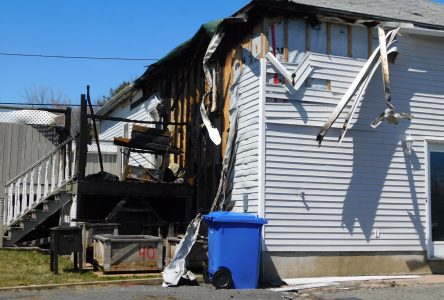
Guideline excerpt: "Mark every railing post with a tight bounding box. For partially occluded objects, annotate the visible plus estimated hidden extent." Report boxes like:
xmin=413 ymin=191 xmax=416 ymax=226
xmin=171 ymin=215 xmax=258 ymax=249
xmin=58 ymin=149 xmax=64 ymax=187
xmin=71 ymin=140 xmax=76 ymax=178
xmin=0 ymin=197 xmax=4 ymax=247
xmin=44 ymin=160 xmax=50 ymax=197
xmin=29 ymin=169 xmax=35 ymax=205
xmin=51 ymin=154 xmax=56 ymax=192
xmin=14 ymin=180 xmax=20 ymax=219
xmin=65 ymin=144 xmax=69 ymax=181
xmin=8 ymin=185 xmax=13 ymax=224
xmin=36 ymin=165 xmax=42 ymax=202
xmin=22 ymin=174 xmax=28 ymax=215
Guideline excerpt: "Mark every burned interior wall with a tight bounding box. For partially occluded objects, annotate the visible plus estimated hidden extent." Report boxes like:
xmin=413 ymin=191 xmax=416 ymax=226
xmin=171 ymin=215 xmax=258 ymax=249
xmin=134 ymin=32 xmax=222 ymax=213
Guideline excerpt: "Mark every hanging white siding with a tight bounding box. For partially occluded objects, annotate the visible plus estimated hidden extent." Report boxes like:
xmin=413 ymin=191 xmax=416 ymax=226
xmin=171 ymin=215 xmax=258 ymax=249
xmin=228 ymin=62 xmax=261 ymax=213
xmin=262 ymin=33 xmax=444 ymax=252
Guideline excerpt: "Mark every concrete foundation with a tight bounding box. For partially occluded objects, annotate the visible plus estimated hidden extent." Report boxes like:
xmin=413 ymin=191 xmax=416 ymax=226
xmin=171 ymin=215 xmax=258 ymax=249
xmin=261 ymin=251 xmax=444 ymax=282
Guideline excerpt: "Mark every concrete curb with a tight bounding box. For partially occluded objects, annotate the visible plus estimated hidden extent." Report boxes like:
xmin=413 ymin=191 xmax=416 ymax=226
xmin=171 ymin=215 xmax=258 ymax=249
xmin=0 ymin=276 xmax=203 ymax=292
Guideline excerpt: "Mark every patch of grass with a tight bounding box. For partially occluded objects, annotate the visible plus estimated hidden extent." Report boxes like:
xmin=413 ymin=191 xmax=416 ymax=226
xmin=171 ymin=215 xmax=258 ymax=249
xmin=0 ymin=249 xmax=160 ymax=287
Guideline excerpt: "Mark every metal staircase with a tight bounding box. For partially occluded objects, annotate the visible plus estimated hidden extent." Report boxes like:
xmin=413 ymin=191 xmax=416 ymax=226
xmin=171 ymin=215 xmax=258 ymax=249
xmin=2 ymin=136 xmax=76 ymax=246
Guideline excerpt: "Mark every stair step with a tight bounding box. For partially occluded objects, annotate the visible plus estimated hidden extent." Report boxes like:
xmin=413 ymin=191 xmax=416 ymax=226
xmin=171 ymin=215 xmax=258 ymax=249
xmin=3 ymin=192 xmax=73 ymax=247
xmin=9 ymin=223 xmax=24 ymax=230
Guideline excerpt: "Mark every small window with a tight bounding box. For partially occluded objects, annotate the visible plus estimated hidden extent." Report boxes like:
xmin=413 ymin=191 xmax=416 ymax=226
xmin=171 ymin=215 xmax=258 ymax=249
xmin=306 ymin=78 xmax=329 ymax=91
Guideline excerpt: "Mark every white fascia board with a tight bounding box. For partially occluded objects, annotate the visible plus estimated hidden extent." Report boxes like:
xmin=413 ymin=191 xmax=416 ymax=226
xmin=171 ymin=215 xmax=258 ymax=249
xmin=96 ymin=83 xmax=135 ymax=116
xmin=384 ymin=22 xmax=444 ymax=37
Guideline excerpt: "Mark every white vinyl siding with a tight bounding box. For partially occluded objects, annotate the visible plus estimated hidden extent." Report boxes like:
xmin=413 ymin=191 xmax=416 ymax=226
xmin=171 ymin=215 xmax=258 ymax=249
xmin=99 ymin=94 xmax=161 ymax=170
xmin=261 ymin=32 xmax=444 ymax=252
xmin=228 ymin=62 xmax=261 ymax=213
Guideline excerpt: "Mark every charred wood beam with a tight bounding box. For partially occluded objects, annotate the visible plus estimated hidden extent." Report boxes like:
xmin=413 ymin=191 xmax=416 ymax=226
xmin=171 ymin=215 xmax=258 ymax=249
xmin=76 ymin=180 xmax=194 ymax=198
xmin=77 ymin=94 xmax=88 ymax=180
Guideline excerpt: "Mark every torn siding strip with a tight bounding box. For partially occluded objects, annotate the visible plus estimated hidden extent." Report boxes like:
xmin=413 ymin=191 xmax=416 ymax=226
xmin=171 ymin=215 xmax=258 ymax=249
xmin=316 ymin=28 xmax=399 ymax=145
xmin=265 ymin=51 xmax=313 ymax=88
xmin=378 ymin=26 xmax=394 ymax=109
xmin=211 ymin=63 xmax=244 ymax=211
xmin=199 ymin=30 xmax=225 ymax=145
xmin=339 ymin=44 xmax=400 ymax=143
xmin=199 ymin=17 xmax=248 ymax=145
xmin=370 ymin=27 xmax=413 ymax=128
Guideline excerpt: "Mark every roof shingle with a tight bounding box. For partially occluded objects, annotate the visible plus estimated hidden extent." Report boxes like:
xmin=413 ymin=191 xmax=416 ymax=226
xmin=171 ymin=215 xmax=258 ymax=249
xmin=286 ymin=0 xmax=444 ymax=28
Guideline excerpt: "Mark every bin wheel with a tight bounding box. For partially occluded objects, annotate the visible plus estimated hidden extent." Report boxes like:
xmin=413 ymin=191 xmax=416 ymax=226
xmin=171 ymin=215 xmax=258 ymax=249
xmin=203 ymin=266 xmax=212 ymax=284
xmin=213 ymin=268 xmax=232 ymax=289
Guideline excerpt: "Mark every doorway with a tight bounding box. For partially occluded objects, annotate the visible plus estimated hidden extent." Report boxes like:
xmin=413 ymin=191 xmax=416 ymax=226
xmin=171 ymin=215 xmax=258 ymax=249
xmin=428 ymin=142 xmax=444 ymax=258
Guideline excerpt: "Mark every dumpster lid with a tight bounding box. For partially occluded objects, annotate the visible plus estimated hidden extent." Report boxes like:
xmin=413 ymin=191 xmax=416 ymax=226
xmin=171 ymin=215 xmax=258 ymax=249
xmin=202 ymin=211 xmax=267 ymax=224
xmin=93 ymin=234 xmax=162 ymax=242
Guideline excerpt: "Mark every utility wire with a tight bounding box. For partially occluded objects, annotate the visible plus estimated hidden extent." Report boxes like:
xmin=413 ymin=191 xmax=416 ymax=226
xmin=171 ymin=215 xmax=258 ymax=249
xmin=0 ymin=52 xmax=159 ymax=61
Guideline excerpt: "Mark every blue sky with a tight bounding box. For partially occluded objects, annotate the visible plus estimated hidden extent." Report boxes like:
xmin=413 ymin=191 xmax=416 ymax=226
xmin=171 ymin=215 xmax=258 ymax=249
xmin=1 ymin=0 xmax=443 ymax=105
xmin=0 ymin=1 xmax=249 ymax=104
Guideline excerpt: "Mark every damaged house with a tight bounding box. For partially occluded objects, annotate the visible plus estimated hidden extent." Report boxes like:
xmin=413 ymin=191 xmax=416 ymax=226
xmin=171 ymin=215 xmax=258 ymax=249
xmin=151 ymin=0 xmax=444 ymax=280
xmin=3 ymin=0 xmax=444 ymax=282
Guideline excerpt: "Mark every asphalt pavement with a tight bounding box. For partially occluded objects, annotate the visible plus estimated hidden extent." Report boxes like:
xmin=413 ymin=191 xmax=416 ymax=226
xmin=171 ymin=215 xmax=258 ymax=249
xmin=0 ymin=283 xmax=286 ymax=300
xmin=3 ymin=276 xmax=444 ymax=300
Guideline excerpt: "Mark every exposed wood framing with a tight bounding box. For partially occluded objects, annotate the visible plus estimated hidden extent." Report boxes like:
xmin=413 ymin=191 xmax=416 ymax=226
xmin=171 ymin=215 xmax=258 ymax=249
xmin=173 ymin=72 xmax=179 ymax=164
xmin=348 ymin=25 xmax=353 ymax=57
xmin=179 ymin=69 xmax=185 ymax=167
xmin=261 ymin=18 xmax=269 ymax=57
xmin=221 ymin=48 xmax=235 ymax=157
xmin=327 ymin=22 xmax=332 ymax=54
xmin=185 ymin=64 xmax=192 ymax=175
xmin=284 ymin=19 xmax=289 ymax=62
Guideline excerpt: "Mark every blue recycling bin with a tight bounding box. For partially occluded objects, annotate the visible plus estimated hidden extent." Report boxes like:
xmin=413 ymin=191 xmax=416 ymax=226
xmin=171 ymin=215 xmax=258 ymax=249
xmin=202 ymin=211 xmax=267 ymax=289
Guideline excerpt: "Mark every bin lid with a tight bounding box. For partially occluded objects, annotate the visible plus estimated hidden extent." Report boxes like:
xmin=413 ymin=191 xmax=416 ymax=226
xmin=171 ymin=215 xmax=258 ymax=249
xmin=50 ymin=226 xmax=81 ymax=231
xmin=202 ymin=211 xmax=267 ymax=224
xmin=93 ymin=234 xmax=162 ymax=242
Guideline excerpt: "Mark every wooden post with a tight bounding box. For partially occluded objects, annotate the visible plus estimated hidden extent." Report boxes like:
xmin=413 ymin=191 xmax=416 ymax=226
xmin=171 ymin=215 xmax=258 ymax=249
xmin=305 ymin=19 xmax=311 ymax=51
xmin=327 ymin=22 xmax=332 ymax=54
xmin=65 ymin=107 xmax=72 ymax=180
xmin=76 ymin=94 xmax=88 ymax=221
xmin=77 ymin=94 xmax=88 ymax=180
xmin=348 ymin=25 xmax=353 ymax=57
xmin=368 ymin=28 xmax=373 ymax=58
xmin=284 ymin=19 xmax=289 ymax=62
xmin=0 ymin=197 xmax=4 ymax=247
xmin=64 ymin=107 xmax=72 ymax=140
